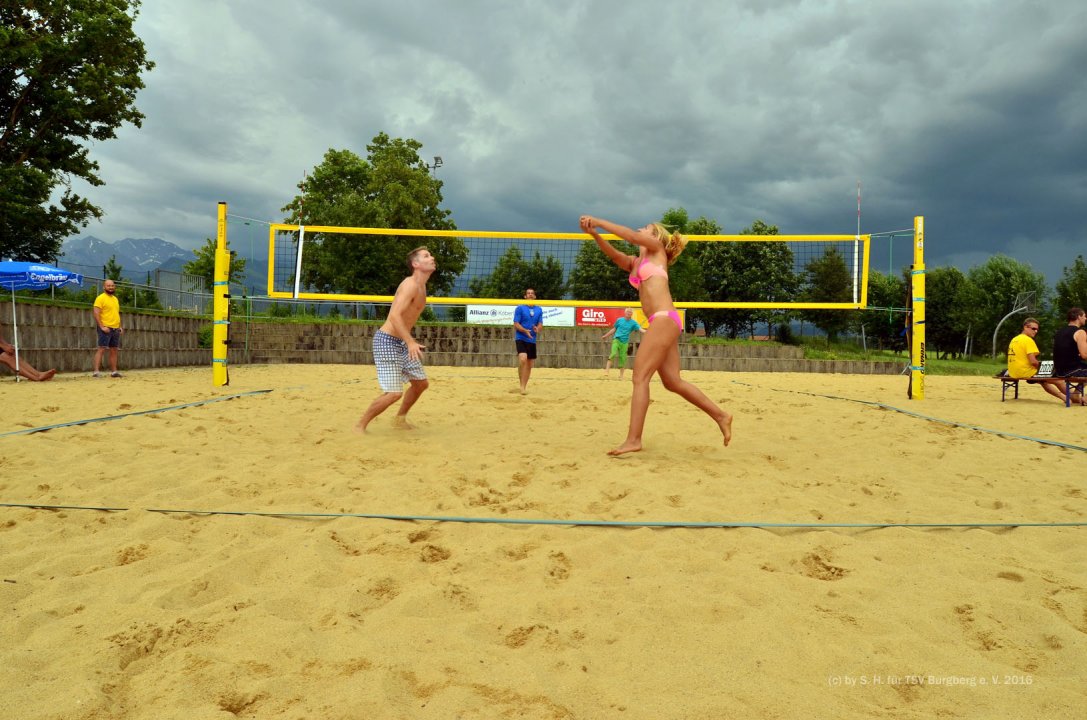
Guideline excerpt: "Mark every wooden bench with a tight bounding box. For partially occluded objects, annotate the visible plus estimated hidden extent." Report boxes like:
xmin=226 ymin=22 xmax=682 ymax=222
xmin=995 ymin=360 xmax=1086 ymax=407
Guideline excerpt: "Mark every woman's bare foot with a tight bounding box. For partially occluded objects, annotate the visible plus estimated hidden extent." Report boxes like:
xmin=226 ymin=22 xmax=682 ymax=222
xmin=391 ymin=416 xmax=416 ymax=430
xmin=608 ymin=440 xmax=642 ymax=456
xmin=41 ymin=369 xmax=57 ymax=381
xmin=718 ymin=412 xmax=733 ymax=446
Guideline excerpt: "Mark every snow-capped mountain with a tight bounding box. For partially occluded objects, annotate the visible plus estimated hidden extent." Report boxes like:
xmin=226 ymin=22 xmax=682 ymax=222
xmin=58 ymin=236 xmax=267 ymax=293
xmin=59 ymin=236 xmax=192 ymax=279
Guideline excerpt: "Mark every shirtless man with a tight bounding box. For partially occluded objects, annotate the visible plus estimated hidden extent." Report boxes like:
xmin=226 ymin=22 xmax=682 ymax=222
xmin=356 ymin=247 xmax=436 ymax=432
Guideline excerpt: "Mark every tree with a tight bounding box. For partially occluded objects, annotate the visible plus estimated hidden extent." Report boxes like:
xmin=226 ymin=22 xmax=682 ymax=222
xmin=468 ymin=246 xmax=566 ymax=300
xmin=801 ymin=248 xmax=852 ymax=342
xmin=1054 ymin=255 xmax=1087 ymax=313
xmin=102 ymin=254 xmax=123 ymax=280
xmin=664 ymin=211 xmax=711 ymax=327
xmin=0 ymin=1 xmax=154 ymax=261
xmin=687 ymin=219 xmax=798 ymax=338
xmin=961 ymin=255 xmax=1048 ymax=357
xmin=279 ymin=134 xmax=467 ymax=297
xmin=137 ymin=269 xmax=161 ymax=310
xmin=568 ymin=239 xmax=639 ymax=303
xmin=566 ymin=207 xmax=709 ymax=322
xmin=853 ymin=269 xmax=908 ymax=351
xmin=98 ymin=255 xmax=159 ymax=309
xmin=923 ymin=266 xmax=972 ymax=358
xmin=183 ymin=238 xmax=248 ymax=292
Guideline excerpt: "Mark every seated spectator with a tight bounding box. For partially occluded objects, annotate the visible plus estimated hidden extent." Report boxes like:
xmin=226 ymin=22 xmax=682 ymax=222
xmin=0 ymin=337 xmax=57 ymax=382
xmin=1006 ymin=318 xmax=1067 ymax=403
xmin=1053 ymin=307 xmax=1087 ymax=404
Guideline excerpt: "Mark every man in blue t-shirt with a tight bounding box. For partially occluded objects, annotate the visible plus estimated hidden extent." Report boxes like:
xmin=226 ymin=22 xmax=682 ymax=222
xmin=601 ymin=308 xmax=643 ymax=379
xmin=513 ymin=287 xmax=543 ymax=394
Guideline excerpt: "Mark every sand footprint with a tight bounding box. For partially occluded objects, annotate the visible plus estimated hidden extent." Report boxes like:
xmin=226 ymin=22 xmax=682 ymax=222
xmin=420 ymin=544 xmax=451 ymax=563
xmin=504 ymin=624 xmax=546 ymax=648
xmin=328 ymin=531 xmax=361 ymax=556
xmin=443 ymin=583 xmax=478 ymax=610
xmin=546 ymin=551 xmax=571 ymax=582
xmin=501 ymin=543 xmax=537 ymax=562
xmin=407 ymin=528 xmax=437 ymax=544
xmin=798 ymin=549 xmax=849 ymax=581
xmin=115 ymin=544 xmax=149 ymax=566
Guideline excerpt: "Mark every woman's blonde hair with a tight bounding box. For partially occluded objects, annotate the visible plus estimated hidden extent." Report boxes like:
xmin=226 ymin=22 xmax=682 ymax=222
xmin=651 ymin=223 xmax=688 ymax=265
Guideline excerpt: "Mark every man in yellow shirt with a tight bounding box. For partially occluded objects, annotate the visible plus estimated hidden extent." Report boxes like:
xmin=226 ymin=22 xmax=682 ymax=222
xmin=1007 ymin=317 xmax=1065 ymax=402
xmin=92 ymin=279 xmax=124 ymax=378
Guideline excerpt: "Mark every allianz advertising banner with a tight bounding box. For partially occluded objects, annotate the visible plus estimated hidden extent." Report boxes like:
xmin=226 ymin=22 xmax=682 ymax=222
xmin=466 ymin=305 xmax=576 ymax=327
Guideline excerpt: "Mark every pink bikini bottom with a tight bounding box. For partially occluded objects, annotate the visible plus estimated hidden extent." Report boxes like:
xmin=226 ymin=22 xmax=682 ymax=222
xmin=649 ymin=310 xmax=682 ymax=330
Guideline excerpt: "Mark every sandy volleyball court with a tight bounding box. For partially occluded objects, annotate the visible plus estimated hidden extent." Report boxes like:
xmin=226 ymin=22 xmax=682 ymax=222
xmin=2 ymin=365 xmax=1085 ymax=719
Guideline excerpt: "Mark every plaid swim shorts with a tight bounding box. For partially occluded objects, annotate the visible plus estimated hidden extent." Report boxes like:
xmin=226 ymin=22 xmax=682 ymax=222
xmin=373 ymin=329 xmax=426 ymax=392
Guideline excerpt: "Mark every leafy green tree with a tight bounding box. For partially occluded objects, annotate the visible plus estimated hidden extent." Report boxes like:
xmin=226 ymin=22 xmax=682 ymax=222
xmin=142 ymin=271 xmax=161 ymax=308
xmin=665 ymin=212 xmax=711 ymax=328
xmin=960 ymin=255 xmax=1048 ymax=357
xmin=1054 ymin=255 xmax=1087 ymax=313
xmin=659 ymin=207 xmax=692 ymax=232
xmin=687 ymin=219 xmax=798 ymax=338
xmin=279 ymin=134 xmax=467 ymax=297
xmin=0 ymin=1 xmax=154 ymax=261
xmin=97 ymin=256 xmax=160 ymax=309
xmin=567 ymin=207 xmax=710 ymax=319
xmin=853 ymin=269 xmax=908 ymax=351
xmin=923 ymin=266 xmax=972 ymax=358
xmin=102 ymin=255 xmax=123 ymax=280
xmin=183 ymin=238 xmax=249 ymax=292
xmin=468 ymin=246 xmax=566 ymax=300
xmin=1048 ymin=255 xmax=1087 ymax=339
xmin=801 ymin=247 xmax=852 ymax=342
xmin=567 ymin=239 xmax=640 ymax=302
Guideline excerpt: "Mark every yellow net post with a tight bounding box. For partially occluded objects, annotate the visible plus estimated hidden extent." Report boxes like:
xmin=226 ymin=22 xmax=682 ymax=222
xmin=910 ymin=216 xmax=925 ymax=399
xmin=212 ymin=202 xmax=230 ymax=386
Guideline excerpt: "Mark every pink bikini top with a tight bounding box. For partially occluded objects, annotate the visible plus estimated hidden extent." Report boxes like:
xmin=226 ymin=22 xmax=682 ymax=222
xmin=629 ymin=258 xmax=668 ymax=289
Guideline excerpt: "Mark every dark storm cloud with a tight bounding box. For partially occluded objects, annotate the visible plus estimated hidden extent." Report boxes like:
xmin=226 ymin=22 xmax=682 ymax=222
xmin=67 ymin=0 xmax=1086 ymax=283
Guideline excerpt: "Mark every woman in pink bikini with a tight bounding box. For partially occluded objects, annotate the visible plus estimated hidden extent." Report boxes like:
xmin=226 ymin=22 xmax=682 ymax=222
xmin=579 ymin=215 xmax=732 ymax=455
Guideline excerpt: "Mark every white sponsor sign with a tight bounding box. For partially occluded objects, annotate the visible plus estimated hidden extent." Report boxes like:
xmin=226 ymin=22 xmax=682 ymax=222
xmin=466 ymin=305 xmax=575 ymax=327
xmin=466 ymin=305 xmax=515 ymax=325
xmin=542 ymin=306 xmax=575 ymax=327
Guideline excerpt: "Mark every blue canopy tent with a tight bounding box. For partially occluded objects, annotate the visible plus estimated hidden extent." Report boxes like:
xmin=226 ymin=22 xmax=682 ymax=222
xmin=0 ymin=261 xmax=84 ymax=381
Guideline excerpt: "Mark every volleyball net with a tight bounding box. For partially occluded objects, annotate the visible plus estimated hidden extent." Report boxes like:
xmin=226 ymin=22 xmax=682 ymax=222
xmin=265 ymin=224 xmax=872 ymax=310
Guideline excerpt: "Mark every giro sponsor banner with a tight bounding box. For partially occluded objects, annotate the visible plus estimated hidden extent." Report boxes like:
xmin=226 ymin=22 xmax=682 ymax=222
xmin=466 ymin=305 xmax=682 ymax=329
xmin=576 ymin=307 xmax=683 ymax=329
xmin=576 ymin=307 xmax=623 ymax=327
xmin=466 ymin=305 xmax=575 ymax=327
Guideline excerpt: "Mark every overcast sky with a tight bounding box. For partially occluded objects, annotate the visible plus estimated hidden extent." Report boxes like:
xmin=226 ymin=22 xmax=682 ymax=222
xmin=68 ymin=0 xmax=1086 ymax=285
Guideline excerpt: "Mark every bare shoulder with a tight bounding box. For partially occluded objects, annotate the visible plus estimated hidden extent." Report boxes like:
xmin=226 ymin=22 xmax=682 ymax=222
xmin=397 ymin=275 xmax=427 ymax=307
xmin=394 ymin=275 xmax=423 ymax=295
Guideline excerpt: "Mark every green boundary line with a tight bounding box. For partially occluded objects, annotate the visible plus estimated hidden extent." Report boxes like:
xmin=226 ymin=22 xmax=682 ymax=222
xmin=731 ymin=381 xmax=1087 ymax=452
xmin=1 ymin=503 xmax=1083 ymax=529
xmin=0 ymin=390 xmax=274 ymax=438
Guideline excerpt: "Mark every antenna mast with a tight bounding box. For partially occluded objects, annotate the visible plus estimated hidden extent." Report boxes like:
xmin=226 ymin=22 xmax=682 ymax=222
xmin=856 ymin=181 xmax=861 ymax=236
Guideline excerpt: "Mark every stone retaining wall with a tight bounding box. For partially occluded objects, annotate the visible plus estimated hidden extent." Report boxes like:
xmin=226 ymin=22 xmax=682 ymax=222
xmin=1 ymin=302 xmax=205 ymax=372
xmin=1 ymin=302 xmax=905 ymax=375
